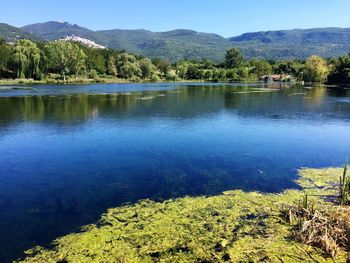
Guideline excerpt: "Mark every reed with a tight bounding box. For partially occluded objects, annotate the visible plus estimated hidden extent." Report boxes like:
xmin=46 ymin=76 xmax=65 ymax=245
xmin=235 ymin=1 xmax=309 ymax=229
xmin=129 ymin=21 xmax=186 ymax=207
xmin=339 ymin=161 xmax=349 ymax=205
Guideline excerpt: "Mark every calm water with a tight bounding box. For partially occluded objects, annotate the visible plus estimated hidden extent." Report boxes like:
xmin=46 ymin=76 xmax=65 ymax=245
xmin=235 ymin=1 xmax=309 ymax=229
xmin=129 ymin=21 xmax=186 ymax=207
xmin=1 ymin=82 xmax=350 ymax=261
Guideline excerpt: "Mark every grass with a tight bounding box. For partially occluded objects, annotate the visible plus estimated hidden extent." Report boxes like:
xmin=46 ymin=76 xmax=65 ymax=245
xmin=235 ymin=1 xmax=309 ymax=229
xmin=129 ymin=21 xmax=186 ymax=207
xmin=17 ymin=168 xmax=349 ymax=262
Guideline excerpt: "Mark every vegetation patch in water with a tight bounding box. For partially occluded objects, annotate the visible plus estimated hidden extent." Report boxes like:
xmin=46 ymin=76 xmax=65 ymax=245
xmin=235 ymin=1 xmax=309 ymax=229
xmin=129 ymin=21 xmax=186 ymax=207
xmin=18 ymin=168 xmax=348 ymax=262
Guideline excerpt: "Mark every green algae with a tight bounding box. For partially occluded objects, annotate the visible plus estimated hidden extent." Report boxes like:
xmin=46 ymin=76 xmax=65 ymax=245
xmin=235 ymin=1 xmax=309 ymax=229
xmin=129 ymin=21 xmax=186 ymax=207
xmin=18 ymin=168 xmax=346 ymax=262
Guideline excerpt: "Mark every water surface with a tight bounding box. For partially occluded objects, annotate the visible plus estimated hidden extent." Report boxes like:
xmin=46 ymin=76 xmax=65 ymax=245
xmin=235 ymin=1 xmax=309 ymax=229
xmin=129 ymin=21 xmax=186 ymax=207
xmin=0 ymin=82 xmax=350 ymax=262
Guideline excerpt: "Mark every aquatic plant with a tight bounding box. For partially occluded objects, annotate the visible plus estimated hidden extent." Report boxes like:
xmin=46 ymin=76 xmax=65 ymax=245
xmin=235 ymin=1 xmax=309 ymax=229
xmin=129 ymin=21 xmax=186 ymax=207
xmin=339 ymin=161 xmax=349 ymax=205
xmin=18 ymin=168 xmax=348 ymax=262
xmin=280 ymin=165 xmax=350 ymax=260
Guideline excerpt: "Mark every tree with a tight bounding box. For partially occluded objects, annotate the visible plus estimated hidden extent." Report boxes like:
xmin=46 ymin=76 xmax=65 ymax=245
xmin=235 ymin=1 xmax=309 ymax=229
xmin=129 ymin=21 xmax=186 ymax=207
xmin=139 ymin=58 xmax=155 ymax=79
xmin=116 ymin=53 xmax=142 ymax=79
xmin=304 ymin=55 xmax=329 ymax=83
xmin=45 ymin=41 xmax=86 ymax=81
xmin=248 ymin=59 xmax=272 ymax=79
xmin=0 ymin=40 xmax=12 ymax=77
xmin=224 ymin=48 xmax=244 ymax=68
xmin=175 ymin=61 xmax=188 ymax=79
xmin=185 ymin=64 xmax=204 ymax=80
xmin=273 ymin=60 xmax=304 ymax=80
xmin=106 ymin=55 xmax=117 ymax=76
xmin=157 ymin=60 xmax=171 ymax=76
xmin=327 ymin=54 xmax=350 ymax=84
xmin=12 ymin=39 xmax=41 ymax=79
xmin=84 ymin=48 xmax=106 ymax=74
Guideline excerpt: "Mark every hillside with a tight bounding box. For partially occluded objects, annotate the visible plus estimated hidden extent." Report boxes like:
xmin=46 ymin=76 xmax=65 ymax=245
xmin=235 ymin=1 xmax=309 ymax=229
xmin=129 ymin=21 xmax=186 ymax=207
xmin=229 ymin=27 xmax=350 ymax=59
xmin=0 ymin=23 xmax=40 ymax=43
xmin=21 ymin=21 xmax=96 ymax=41
xmin=4 ymin=21 xmax=349 ymax=61
xmin=21 ymin=22 xmax=231 ymax=61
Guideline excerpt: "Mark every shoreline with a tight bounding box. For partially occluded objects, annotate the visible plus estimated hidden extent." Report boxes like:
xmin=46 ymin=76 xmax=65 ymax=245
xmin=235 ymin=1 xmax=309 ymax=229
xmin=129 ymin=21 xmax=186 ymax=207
xmin=0 ymin=78 xmax=207 ymax=85
xmin=0 ymin=78 xmax=335 ymax=87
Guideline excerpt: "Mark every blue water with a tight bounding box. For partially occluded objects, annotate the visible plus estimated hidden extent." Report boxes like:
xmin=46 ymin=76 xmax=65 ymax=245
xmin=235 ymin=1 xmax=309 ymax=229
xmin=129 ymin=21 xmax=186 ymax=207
xmin=0 ymin=82 xmax=350 ymax=261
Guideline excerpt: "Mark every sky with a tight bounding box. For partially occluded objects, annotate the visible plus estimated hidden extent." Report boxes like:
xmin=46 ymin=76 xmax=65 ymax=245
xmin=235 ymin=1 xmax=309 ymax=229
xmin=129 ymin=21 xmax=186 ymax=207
xmin=1 ymin=0 xmax=350 ymax=37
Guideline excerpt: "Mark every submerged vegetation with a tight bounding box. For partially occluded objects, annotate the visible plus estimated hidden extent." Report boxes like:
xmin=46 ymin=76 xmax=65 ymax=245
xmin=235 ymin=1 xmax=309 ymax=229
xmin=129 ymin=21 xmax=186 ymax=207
xmin=18 ymin=167 xmax=350 ymax=262
xmin=1 ymin=38 xmax=350 ymax=84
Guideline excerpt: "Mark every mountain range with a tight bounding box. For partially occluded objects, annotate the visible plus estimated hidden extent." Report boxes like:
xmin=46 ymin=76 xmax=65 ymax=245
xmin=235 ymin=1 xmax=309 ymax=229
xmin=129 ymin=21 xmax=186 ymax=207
xmin=1 ymin=21 xmax=350 ymax=61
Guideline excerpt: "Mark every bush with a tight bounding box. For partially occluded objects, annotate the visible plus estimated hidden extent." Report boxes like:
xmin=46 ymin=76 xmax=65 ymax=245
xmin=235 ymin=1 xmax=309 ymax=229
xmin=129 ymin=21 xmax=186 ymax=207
xmin=88 ymin=69 xmax=98 ymax=79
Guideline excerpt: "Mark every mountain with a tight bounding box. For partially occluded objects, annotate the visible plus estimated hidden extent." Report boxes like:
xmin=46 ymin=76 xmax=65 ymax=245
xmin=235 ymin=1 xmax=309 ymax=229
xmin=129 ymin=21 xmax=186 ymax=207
xmin=229 ymin=27 xmax=350 ymax=44
xmin=0 ymin=23 xmax=41 ymax=43
xmin=228 ymin=28 xmax=350 ymax=59
xmin=7 ymin=21 xmax=350 ymax=61
xmin=21 ymin=22 xmax=231 ymax=61
xmin=21 ymin=21 xmax=96 ymax=41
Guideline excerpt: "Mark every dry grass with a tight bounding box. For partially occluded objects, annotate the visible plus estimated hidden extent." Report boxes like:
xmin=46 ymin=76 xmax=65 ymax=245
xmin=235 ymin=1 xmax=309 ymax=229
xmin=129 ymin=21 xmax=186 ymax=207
xmin=282 ymin=201 xmax=350 ymax=259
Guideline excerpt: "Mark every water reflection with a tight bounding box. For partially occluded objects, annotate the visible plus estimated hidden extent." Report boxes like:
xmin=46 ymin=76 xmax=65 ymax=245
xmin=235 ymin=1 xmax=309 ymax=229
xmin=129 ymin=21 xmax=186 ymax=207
xmin=1 ymin=85 xmax=350 ymax=126
xmin=0 ymin=83 xmax=350 ymax=262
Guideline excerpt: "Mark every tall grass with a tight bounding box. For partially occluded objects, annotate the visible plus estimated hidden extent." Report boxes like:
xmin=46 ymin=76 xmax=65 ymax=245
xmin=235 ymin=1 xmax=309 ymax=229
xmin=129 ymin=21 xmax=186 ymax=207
xmin=339 ymin=161 xmax=349 ymax=205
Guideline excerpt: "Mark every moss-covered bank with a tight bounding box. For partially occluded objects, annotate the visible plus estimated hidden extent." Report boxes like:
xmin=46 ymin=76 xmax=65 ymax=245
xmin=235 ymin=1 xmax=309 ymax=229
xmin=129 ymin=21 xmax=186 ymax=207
xmin=18 ymin=168 xmax=347 ymax=262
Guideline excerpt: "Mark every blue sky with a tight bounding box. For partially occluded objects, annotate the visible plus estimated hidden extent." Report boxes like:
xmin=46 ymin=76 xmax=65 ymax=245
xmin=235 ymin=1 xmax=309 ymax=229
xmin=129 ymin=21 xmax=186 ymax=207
xmin=1 ymin=0 xmax=350 ymax=37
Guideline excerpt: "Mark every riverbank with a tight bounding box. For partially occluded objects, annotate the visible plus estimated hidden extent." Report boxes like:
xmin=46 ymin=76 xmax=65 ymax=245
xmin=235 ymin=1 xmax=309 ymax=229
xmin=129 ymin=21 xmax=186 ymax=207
xmin=0 ymin=78 xmax=151 ymax=85
xmin=18 ymin=168 xmax=348 ymax=262
xmin=0 ymin=78 xmax=208 ymax=85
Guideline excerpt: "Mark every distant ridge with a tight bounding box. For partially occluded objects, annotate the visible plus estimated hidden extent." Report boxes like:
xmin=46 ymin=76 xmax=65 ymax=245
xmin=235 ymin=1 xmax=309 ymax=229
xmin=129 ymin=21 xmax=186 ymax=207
xmin=1 ymin=21 xmax=350 ymax=61
xmin=0 ymin=22 xmax=41 ymax=43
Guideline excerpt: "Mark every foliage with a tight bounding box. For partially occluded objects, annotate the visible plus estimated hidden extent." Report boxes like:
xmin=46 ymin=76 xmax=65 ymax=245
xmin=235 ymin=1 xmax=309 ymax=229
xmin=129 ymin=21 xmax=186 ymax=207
xmin=139 ymin=58 xmax=156 ymax=79
xmin=248 ymin=59 xmax=272 ymax=78
xmin=1 ymin=37 xmax=350 ymax=84
xmin=12 ymin=40 xmax=42 ymax=79
xmin=106 ymin=55 xmax=117 ymax=76
xmin=328 ymin=53 xmax=350 ymax=84
xmin=0 ymin=40 xmax=12 ymax=77
xmin=156 ymin=59 xmax=171 ymax=76
xmin=273 ymin=60 xmax=304 ymax=80
xmin=304 ymin=55 xmax=329 ymax=83
xmin=45 ymin=41 xmax=86 ymax=81
xmin=224 ymin=48 xmax=244 ymax=68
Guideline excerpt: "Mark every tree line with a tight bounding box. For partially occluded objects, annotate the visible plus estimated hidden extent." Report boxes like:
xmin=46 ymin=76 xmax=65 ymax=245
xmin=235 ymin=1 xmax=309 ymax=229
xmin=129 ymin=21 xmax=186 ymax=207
xmin=0 ymin=38 xmax=349 ymax=84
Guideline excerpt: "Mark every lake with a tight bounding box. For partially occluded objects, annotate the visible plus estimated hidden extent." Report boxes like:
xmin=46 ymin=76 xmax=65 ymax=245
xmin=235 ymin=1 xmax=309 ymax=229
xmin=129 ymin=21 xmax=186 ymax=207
xmin=0 ymin=82 xmax=350 ymax=262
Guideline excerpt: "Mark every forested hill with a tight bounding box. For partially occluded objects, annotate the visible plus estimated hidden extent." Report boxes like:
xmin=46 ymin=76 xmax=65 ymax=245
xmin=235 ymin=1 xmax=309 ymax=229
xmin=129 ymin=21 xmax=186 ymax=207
xmin=0 ymin=23 xmax=41 ymax=43
xmin=2 ymin=21 xmax=350 ymax=60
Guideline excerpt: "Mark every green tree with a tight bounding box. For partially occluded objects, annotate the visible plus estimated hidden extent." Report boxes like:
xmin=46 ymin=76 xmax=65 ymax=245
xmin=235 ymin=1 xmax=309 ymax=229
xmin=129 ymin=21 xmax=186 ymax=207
xmin=204 ymin=70 xmax=213 ymax=80
xmin=273 ymin=60 xmax=304 ymax=80
xmin=0 ymin=40 xmax=12 ymax=77
xmin=85 ymin=49 xmax=106 ymax=74
xmin=45 ymin=41 xmax=86 ymax=81
xmin=106 ymin=55 xmax=117 ymax=76
xmin=157 ymin=60 xmax=171 ymax=76
xmin=12 ymin=39 xmax=42 ymax=79
xmin=139 ymin=58 xmax=155 ymax=79
xmin=304 ymin=55 xmax=329 ymax=83
xmin=185 ymin=64 xmax=204 ymax=79
xmin=175 ymin=61 xmax=188 ymax=79
xmin=328 ymin=54 xmax=350 ymax=84
xmin=226 ymin=69 xmax=239 ymax=81
xmin=116 ymin=53 xmax=141 ymax=79
xmin=224 ymin=48 xmax=244 ymax=69
xmin=248 ymin=59 xmax=272 ymax=79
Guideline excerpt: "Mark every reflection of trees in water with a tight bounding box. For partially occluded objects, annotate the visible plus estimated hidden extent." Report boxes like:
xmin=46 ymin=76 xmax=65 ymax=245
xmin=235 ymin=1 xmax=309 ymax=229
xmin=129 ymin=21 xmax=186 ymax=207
xmin=0 ymin=93 xmax=141 ymax=124
xmin=304 ymin=87 xmax=327 ymax=106
xmin=1 ymin=85 xmax=350 ymax=127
